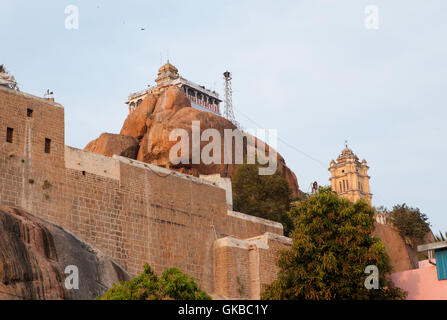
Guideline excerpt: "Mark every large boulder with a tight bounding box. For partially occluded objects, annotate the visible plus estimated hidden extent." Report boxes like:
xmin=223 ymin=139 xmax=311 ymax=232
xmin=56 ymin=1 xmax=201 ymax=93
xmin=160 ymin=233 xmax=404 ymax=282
xmin=0 ymin=206 xmax=130 ymax=300
xmin=84 ymin=133 xmax=139 ymax=159
xmin=373 ymin=223 xmax=414 ymax=272
xmin=86 ymin=86 xmax=302 ymax=197
xmin=373 ymin=222 xmax=435 ymax=272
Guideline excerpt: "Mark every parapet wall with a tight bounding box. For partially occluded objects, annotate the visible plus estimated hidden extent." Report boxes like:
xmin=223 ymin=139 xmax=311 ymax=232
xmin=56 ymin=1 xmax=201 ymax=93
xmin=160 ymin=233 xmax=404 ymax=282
xmin=0 ymin=86 xmax=291 ymax=298
xmin=65 ymin=145 xmax=120 ymax=180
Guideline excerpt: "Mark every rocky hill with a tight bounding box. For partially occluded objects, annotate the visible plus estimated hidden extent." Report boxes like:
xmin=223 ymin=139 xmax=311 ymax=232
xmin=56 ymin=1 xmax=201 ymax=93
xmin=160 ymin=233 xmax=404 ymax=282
xmin=373 ymin=222 xmax=435 ymax=272
xmin=0 ymin=206 xmax=129 ymax=300
xmin=85 ymin=86 xmax=302 ymax=197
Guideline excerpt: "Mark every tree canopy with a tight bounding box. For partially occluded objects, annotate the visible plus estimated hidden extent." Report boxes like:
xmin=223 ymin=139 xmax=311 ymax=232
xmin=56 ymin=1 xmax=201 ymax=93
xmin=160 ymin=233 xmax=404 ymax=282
xmin=232 ymin=163 xmax=293 ymax=235
xmin=388 ymin=204 xmax=431 ymax=244
xmin=262 ymin=187 xmax=406 ymax=300
xmin=97 ymin=264 xmax=211 ymax=300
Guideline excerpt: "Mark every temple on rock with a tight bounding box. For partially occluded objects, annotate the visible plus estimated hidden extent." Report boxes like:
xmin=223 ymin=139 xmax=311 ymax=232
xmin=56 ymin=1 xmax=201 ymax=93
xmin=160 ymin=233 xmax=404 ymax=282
xmin=126 ymin=61 xmax=221 ymax=116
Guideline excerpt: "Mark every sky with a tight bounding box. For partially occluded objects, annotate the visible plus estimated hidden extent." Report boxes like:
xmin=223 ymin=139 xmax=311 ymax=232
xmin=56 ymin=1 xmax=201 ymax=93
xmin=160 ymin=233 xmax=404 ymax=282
xmin=1 ymin=0 xmax=446 ymax=233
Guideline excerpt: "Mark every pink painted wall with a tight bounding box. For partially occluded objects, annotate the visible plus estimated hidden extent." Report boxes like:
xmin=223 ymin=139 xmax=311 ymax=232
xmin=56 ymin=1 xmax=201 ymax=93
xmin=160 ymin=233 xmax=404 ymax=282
xmin=391 ymin=260 xmax=447 ymax=300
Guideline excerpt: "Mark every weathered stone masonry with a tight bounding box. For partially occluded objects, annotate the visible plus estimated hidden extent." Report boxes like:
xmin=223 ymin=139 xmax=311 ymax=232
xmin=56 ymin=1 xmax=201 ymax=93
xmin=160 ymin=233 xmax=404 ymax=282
xmin=0 ymin=86 xmax=291 ymax=299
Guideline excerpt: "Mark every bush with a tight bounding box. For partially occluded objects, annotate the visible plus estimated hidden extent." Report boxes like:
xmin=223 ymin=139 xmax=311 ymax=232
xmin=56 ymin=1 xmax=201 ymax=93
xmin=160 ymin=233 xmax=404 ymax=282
xmin=97 ymin=264 xmax=211 ymax=300
xmin=389 ymin=204 xmax=430 ymax=244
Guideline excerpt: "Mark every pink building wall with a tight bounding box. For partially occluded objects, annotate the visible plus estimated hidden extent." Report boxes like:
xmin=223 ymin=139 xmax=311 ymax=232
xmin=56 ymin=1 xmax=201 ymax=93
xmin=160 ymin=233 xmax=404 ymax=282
xmin=391 ymin=260 xmax=447 ymax=300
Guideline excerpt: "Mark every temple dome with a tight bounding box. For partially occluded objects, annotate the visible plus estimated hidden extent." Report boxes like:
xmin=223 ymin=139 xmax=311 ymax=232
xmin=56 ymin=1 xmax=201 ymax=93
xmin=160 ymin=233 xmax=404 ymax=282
xmin=337 ymin=146 xmax=359 ymax=162
xmin=158 ymin=61 xmax=178 ymax=74
xmin=155 ymin=61 xmax=180 ymax=86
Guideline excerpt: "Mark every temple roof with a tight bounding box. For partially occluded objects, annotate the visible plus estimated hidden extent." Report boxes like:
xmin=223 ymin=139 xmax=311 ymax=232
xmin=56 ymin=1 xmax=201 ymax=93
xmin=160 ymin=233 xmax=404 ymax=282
xmin=337 ymin=147 xmax=359 ymax=162
xmin=155 ymin=61 xmax=179 ymax=85
xmin=158 ymin=61 xmax=178 ymax=74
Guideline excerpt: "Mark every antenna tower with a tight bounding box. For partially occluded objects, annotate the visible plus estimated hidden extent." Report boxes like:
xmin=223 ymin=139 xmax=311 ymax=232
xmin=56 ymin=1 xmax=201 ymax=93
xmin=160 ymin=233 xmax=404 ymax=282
xmin=223 ymin=71 xmax=239 ymax=128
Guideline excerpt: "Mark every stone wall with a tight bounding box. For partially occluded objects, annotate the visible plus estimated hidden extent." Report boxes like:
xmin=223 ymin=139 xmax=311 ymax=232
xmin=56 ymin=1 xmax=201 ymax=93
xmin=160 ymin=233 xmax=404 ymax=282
xmin=0 ymin=86 xmax=66 ymax=227
xmin=0 ymin=86 xmax=291 ymax=298
xmin=213 ymin=233 xmax=291 ymax=299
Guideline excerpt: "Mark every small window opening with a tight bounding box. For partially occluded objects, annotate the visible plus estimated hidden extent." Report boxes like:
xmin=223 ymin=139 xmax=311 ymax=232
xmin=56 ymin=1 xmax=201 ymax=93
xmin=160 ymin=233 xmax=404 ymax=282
xmin=44 ymin=138 xmax=51 ymax=153
xmin=6 ymin=127 xmax=13 ymax=143
xmin=27 ymin=108 xmax=33 ymax=117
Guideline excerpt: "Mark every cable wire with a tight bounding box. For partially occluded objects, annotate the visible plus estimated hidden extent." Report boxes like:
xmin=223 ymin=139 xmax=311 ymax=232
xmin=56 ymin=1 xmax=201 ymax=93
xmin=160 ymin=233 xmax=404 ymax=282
xmin=233 ymin=107 xmax=327 ymax=167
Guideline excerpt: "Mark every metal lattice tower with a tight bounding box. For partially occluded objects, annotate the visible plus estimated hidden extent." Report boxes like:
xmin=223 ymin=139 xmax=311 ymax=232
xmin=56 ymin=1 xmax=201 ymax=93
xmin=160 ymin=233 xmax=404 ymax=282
xmin=223 ymin=71 xmax=238 ymax=127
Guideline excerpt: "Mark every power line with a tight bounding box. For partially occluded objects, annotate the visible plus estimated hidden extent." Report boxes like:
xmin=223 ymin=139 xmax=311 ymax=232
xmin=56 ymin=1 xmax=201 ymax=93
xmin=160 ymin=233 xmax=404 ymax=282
xmin=232 ymin=107 xmax=327 ymax=167
xmin=230 ymin=108 xmax=324 ymax=185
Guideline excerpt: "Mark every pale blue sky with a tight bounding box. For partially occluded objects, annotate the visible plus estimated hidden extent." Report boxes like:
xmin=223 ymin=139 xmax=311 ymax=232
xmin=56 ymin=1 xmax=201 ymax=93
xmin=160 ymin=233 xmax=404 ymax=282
xmin=1 ymin=1 xmax=446 ymax=232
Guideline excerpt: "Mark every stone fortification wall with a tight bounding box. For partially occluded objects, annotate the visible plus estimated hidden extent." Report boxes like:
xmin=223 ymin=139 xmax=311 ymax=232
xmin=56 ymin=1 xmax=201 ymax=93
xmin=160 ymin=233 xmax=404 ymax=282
xmin=0 ymin=87 xmax=290 ymax=298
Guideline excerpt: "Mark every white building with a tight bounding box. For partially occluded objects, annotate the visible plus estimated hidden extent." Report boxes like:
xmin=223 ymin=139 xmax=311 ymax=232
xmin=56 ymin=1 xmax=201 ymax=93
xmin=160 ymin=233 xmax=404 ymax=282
xmin=126 ymin=62 xmax=221 ymax=116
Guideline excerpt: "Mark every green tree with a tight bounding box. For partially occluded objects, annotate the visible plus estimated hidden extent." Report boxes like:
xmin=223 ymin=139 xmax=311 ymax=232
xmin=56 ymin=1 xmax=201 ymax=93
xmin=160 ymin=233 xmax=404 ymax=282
xmin=97 ymin=264 xmax=211 ymax=300
xmin=262 ymin=187 xmax=406 ymax=300
xmin=389 ymin=204 xmax=430 ymax=244
xmin=232 ymin=163 xmax=293 ymax=236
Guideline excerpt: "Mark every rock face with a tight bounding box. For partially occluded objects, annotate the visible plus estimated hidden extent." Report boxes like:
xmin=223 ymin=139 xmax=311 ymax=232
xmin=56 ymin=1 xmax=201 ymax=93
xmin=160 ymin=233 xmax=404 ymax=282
xmin=373 ymin=222 xmax=435 ymax=273
xmin=84 ymin=133 xmax=139 ymax=159
xmin=373 ymin=223 xmax=414 ymax=272
xmin=85 ymin=86 xmax=302 ymax=197
xmin=0 ymin=206 xmax=130 ymax=300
